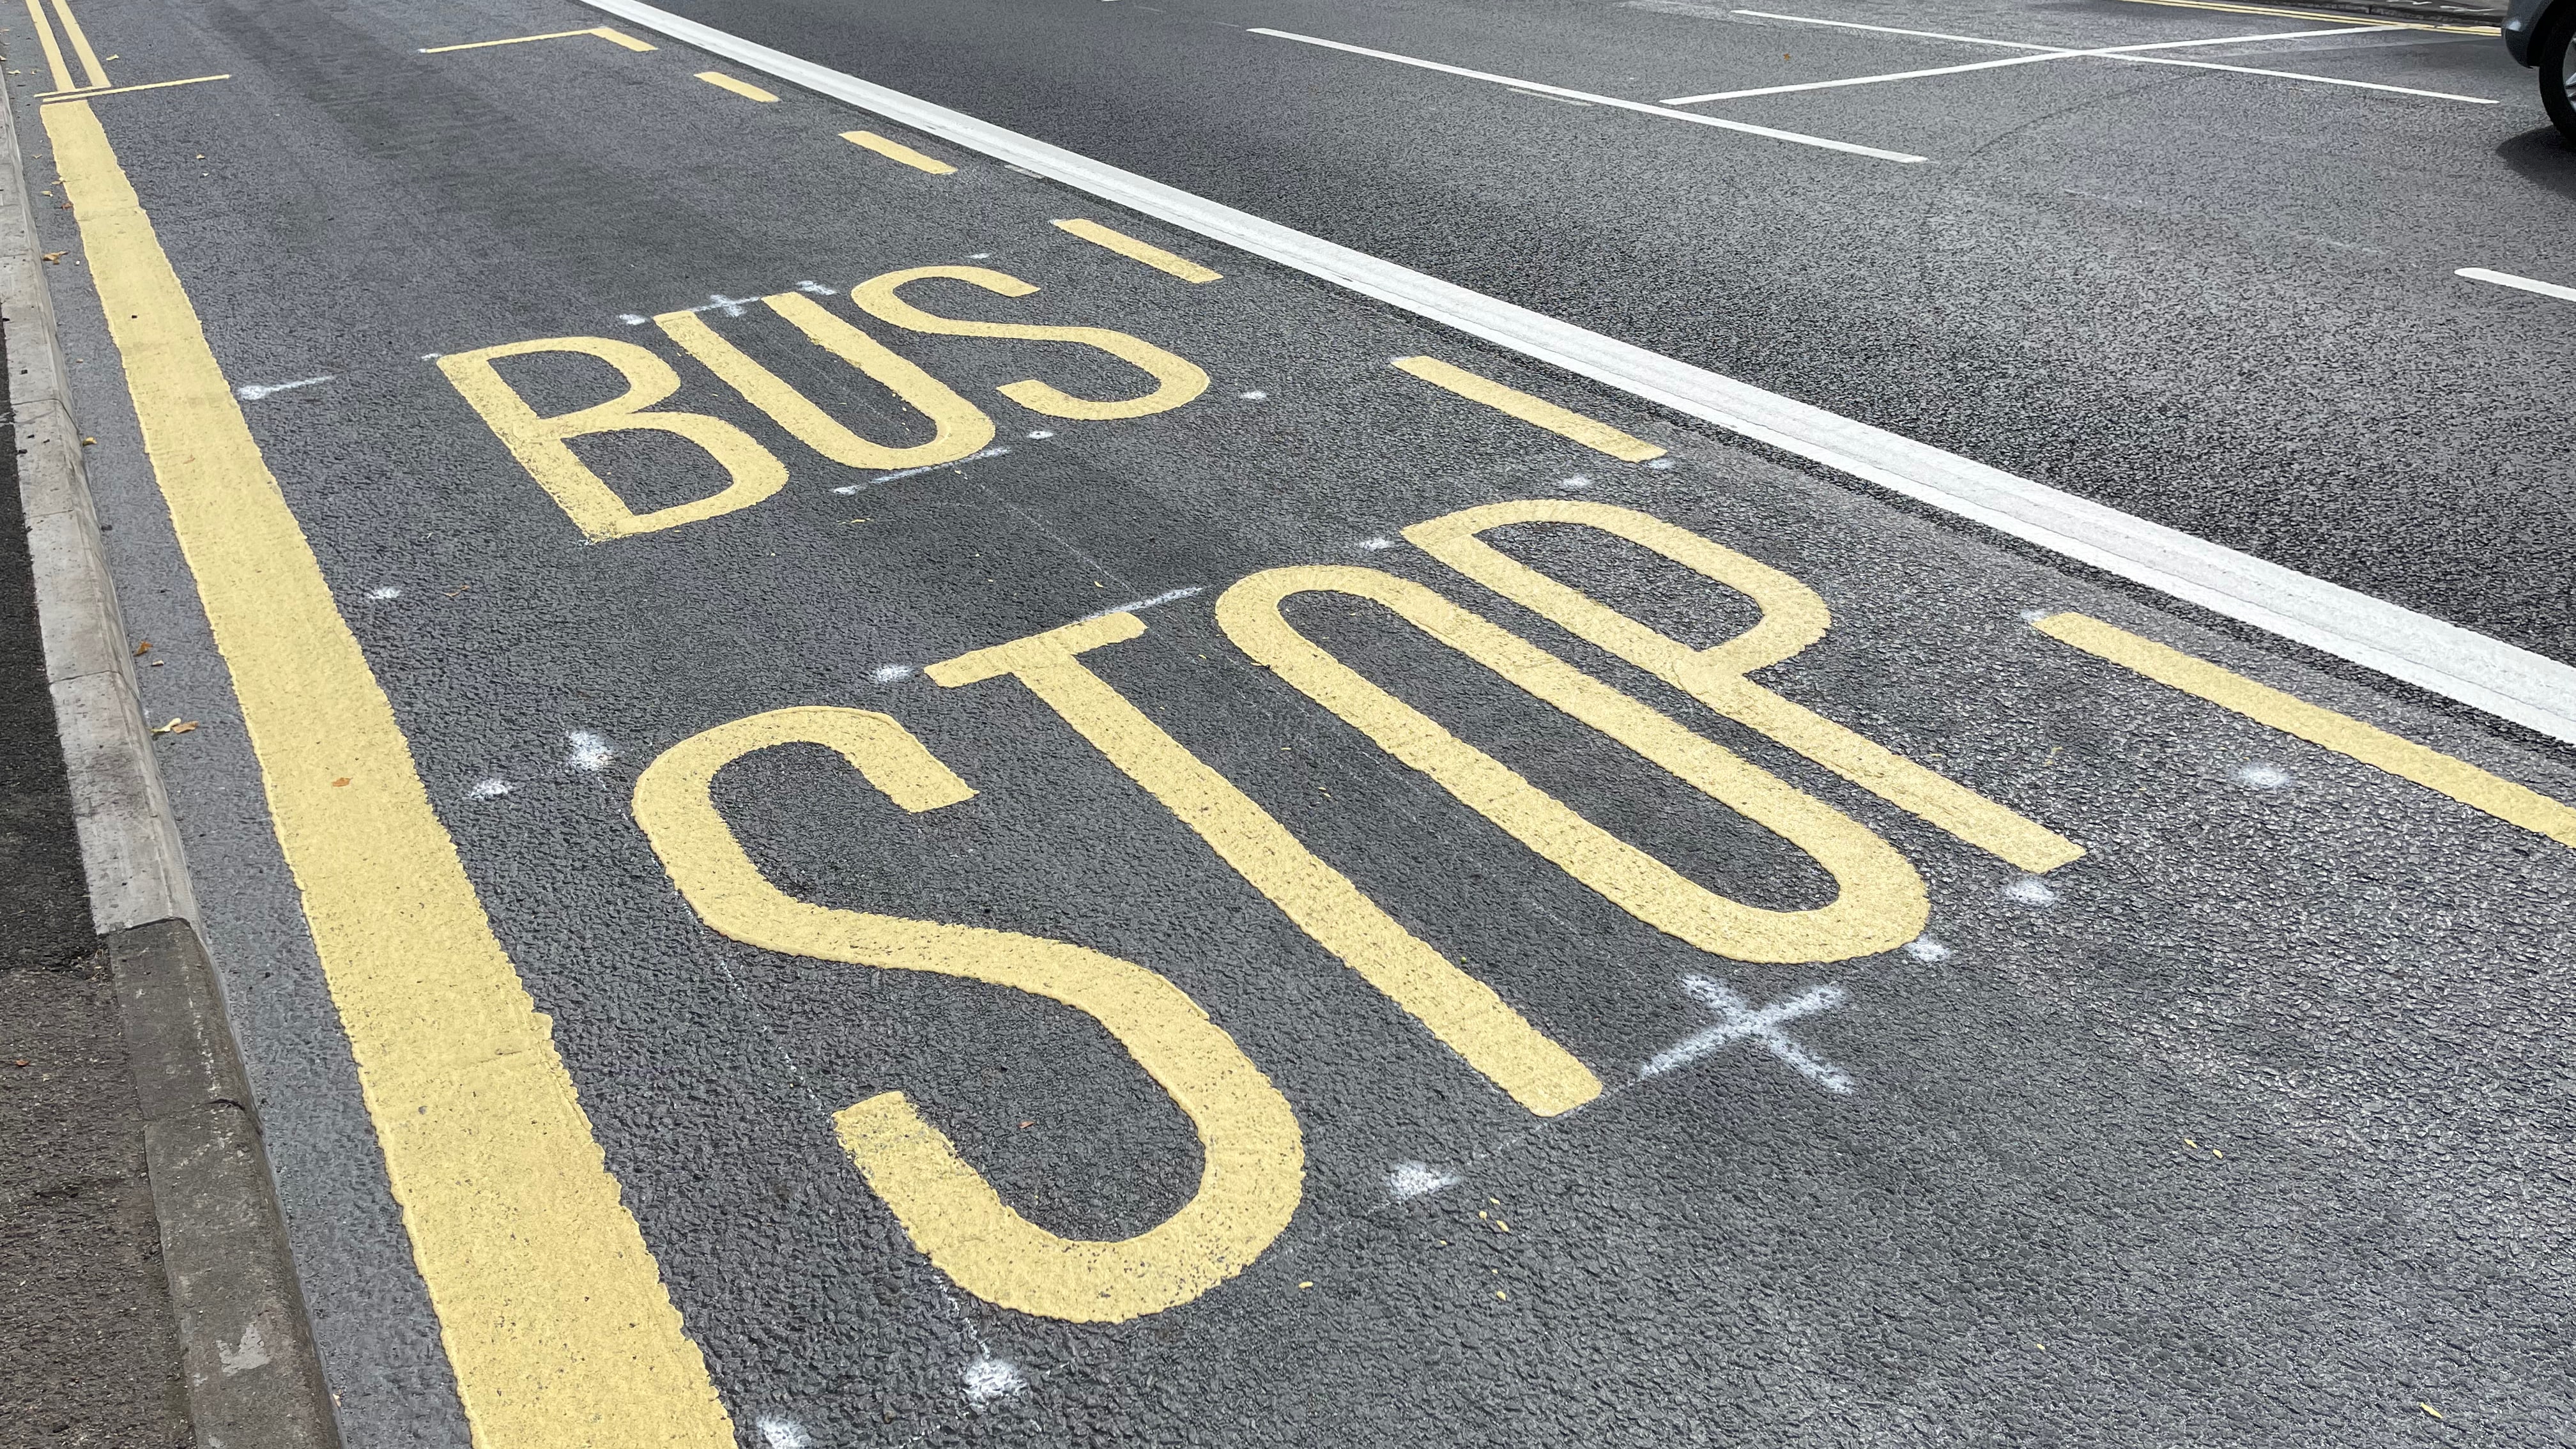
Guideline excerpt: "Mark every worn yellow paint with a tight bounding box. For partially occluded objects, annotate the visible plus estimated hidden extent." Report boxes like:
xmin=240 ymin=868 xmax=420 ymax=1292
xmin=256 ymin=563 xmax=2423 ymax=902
xmin=1052 ymin=219 xmax=1223 ymax=284
xmin=841 ymin=129 xmax=956 ymax=174
xmin=2038 ymin=613 xmax=2576 ymax=849
xmin=1220 ymin=566 xmax=1924 ymax=962
xmin=1392 ymin=355 xmax=1664 ymax=463
xmin=631 ymin=707 xmax=1303 ymax=1322
xmin=38 ymin=73 xmax=229 ymax=102
xmin=49 ymin=0 xmax=107 ymax=89
xmin=45 ymin=98 xmax=732 ymax=1446
xmin=928 ymin=614 xmax=1600 ymax=1116
xmin=1408 ymin=500 xmax=2083 ymax=873
xmin=696 ymin=70 xmax=778 ymax=102
xmin=420 ymin=26 xmax=657 ymax=54
xmin=656 ymin=295 xmax=993 ymax=471
xmin=851 ymin=264 xmax=1209 ymax=421
xmin=22 ymin=0 xmax=74 ymax=92
xmin=438 ymin=335 xmax=788 ymax=540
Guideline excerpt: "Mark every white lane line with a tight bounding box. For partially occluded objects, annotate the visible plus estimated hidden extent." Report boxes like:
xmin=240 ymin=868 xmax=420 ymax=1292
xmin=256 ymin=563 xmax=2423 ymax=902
xmin=1241 ymin=27 xmax=1927 ymax=163
xmin=1722 ymin=10 xmax=2492 ymax=103
xmin=2457 ymin=266 xmax=2576 ymax=302
xmin=1664 ymin=25 xmax=2387 ymax=103
xmin=574 ymin=0 xmax=2576 ymax=744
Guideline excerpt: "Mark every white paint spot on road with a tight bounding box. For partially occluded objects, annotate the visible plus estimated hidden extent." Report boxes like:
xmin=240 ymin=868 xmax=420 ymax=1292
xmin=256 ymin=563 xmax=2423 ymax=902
xmin=756 ymin=1417 xmax=811 ymax=1449
xmin=2234 ymin=761 xmax=2296 ymax=790
xmin=1644 ymin=457 xmax=1676 ymax=470
xmin=1902 ymin=935 xmax=1951 ymax=962
xmin=871 ymin=664 xmax=915 ymax=683
xmin=1356 ymin=536 xmax=1395 ymax=551
xmin=1239 ymin=389 xmax=1268 ymax=400
xmin=1081 ymin=585 xmax=1203 ymax=624
xmin=1025 ymin=429 xmax=1054 ymax=439
xmin=236 ymin=374 xmax=334 ymax=401
xmin=367 ymin=585 xmax=402 ymax=600
xmin=2002 ymin=876 xmax=2058 ymax=907
xmin=832 ymin=445 xmax=1012 ymax=493
xmin=618 ymin=313 xmax=650 ymax=326
xmin=2017 ymin=608 xmax=2054 ymax=624
xmin=1643 ymin=976 xmax=1854 ymax=1093
xmin=1387 ymin=1160 xmax=1460 ymax=1200
xmin=1552 ymin=475 xmax=1593 ymax=491
xmin=795 ymin=280 xmax=838 ymax=295
xmin=468 ymin=778 xmax=513 ymax=799
xmin=217 ymin=1319 xmax=270 ymax=1376
xmin=970 ymin=251 xmax=995 ymax=258
xmin=565 ymin=732 xmax=616 ymax=772
xmin=962 ymin=1355 xmax=1027 ymax=1404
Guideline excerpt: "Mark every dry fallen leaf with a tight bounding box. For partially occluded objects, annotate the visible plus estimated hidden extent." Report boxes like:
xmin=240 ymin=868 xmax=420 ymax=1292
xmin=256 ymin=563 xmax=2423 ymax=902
xmin=133 ymin=640 xmax=151 ymax=655
xmin=41 ymin=250 xmax=64 ymax=263
xmin=150 ymin=717 xmax=198 ymax=736
xmin=332 ymin=777 xmax=351 ymax=788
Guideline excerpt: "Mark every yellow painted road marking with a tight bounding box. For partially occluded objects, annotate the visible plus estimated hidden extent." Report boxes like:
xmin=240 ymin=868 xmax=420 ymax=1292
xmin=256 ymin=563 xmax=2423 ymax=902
xmin=2038 ymin=613 xmax=2576 ymax=849
xmin=697 ymin=70 xmax=778 ymax=102
xmin=634 ymin=707 xmax=1303 ymax=1322
xmin=1053 ymin=218 xmax=1223 ymax=284
xmin=22 ymin=0 xmax=75 ymax=92
xmin=1407 ymin=500 xmax=2083 ymax=873
xmin=928 ymin=613 xmax=1603 ymax=1117
xmin=45 ymin=98 xmax=733 ymax=1446
xmin=843 ymin=128 xmax=956 ymax=174
xmin=1218 ymin=565 xmax=1928 ymax=963
xmin=1392 ymin=355 xmax=1665 ymax=463
xmin=49 ymin=0 xmax=108 ymax=89
xmin=658 ymin=292 xmax=996 ymax=471
xmin=853 ymin=264 xmax=1210 ymax=420
xmin=2112 ymin=0 xmax=2499 ymax=34
xmin=38 ymin=73 xmax=229 ymax=102
xmin=420 ymin=25 xmax=658 ymax=54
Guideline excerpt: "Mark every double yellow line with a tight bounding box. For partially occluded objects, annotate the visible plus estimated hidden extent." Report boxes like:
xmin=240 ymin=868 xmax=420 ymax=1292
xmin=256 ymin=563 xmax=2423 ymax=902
xmin=24 ymin=0 xmax=109 ymax=92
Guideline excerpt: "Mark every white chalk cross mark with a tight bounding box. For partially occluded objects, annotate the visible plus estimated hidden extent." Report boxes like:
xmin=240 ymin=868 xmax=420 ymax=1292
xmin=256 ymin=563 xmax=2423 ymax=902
xmin=1641 ymin=976 xmax=1854 ymax=1092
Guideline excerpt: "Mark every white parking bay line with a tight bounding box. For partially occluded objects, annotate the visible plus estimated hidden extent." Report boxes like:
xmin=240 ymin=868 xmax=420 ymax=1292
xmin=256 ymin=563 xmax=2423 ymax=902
xmin=2457 ymin=267 xmax=2576 ymax=302
xmin=575 ymin=0 xmax=2576 ymax=743
xmin=1240 ymin=27 xmax=1926 ymax=163
xmin=1665 ymin=25 xmax=2388 ymax=103
xmin=1724 ymin=10 xmax=2494 ymax=103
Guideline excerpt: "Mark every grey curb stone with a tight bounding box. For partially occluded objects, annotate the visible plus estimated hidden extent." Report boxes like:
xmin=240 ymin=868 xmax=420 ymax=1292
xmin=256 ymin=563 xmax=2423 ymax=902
xmin=3 ymin=79 xmax=342 ymax=1449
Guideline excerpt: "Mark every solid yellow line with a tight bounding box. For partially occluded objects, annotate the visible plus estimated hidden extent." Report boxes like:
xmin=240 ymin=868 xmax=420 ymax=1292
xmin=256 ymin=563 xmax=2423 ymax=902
xmin=2037 ymin=613 xmax=2576 ymax=848
xmin=1053 ymin=218 xmax=1222 ymax=283
xmin=2112 ymin=0 xmax=2499 ymax=35
xmin=697 ymin=70 xmax=778 ymax=102
xmin=43 ymin=97 xmax=735 ymax=1447
xmin=1393 ymin=355 xmax=1666 ymax=463
xmin=841 ymin=128 xmax=956 ymax=174
xmin=421 ymin=25 xmax=657 ymax=53
xmin=49 ymin=0 xmax=107 ymax=89
xmin=39 ymin=73 xmax=229 ymax=102
xmin=22 ymin=0 xmax=74 ymax=93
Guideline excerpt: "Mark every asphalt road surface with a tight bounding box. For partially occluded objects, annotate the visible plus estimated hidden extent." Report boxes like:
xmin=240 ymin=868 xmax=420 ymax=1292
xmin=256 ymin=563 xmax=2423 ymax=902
xmin=14 ymin=0 xmax=2576 ymax=1446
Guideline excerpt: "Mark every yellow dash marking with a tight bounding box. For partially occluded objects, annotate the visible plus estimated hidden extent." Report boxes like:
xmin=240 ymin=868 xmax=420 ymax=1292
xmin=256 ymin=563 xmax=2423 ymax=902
xmin=1392 ymin=355 xmax=1664 ymax=462
xmin=38 ymin=73 xmax=229 ymax=102
xmin=45 ymin=98 xmax=733 ymax=1446
xmin=2037 ymin=613 xmax=2576 ymax=850
xmin=842 ymin=129 xmax=956 ymax=174
xmin=420 ymin=26 xmax=658 ymax=54
xmin=1052 ymin=218 xmax=1223 ymax=283
xmin=49 ymin=0 xmax=108 ymax=89
xmin=22 ymin=0 xmax=74 ymax=92
xmin=697 ymin=70 xmax=778 ymax=102
xmin=2112 ymin=0 xmax=2497 ymax=34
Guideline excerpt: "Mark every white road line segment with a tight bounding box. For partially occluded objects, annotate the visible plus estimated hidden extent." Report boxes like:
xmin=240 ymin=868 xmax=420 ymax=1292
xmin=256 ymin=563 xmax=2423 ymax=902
xmin=1664 ymin=24 xmax=2378 ymax=103
xmin=1241 ymin=28 xmax=1926 ymax=162
xmin=574 ymin=0 xmax=2576 ymax=744
xmin=1723 ymin=10 xmax=2494 ymax=103
xmin=2457 ymin=268 xmax=2576 ymax=302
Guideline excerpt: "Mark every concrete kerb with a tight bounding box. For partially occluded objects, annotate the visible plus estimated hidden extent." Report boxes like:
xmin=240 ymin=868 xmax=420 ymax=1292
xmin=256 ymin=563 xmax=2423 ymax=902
xmin=1 ymin=80 xmax=341 ymax=1449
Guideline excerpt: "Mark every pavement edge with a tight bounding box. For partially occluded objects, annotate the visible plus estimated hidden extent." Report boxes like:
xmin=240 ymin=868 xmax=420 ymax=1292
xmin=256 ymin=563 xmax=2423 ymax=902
xmin=0 ymin=82 xmax=342 ymax=1449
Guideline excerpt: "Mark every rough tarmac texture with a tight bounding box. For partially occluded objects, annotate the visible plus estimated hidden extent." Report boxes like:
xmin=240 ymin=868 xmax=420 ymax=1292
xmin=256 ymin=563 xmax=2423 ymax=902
xmin=0 ymin=323 xmax=192 ymax=1446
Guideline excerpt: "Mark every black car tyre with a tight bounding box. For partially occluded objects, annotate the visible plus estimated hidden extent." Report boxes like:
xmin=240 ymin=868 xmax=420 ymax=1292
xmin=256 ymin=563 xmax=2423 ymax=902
xmin=2545 ymin=3 xmax=2576 ymax=142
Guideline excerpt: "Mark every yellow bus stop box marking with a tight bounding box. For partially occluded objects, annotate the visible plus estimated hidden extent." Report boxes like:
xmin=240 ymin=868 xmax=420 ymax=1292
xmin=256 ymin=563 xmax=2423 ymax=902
xmin=2039 ymin=613 xmax=2576 ymax=849
xmin=1393 ymin=355 xmax=1665 ymax=463
xmin=1052 ymin=218 xmax=1223 ymax=283
xmin=843 ymin=129 xmax=957 ymax=174
xmin=697 ymin=70 xmax=778 ymax=102
xmin=45 ymin=98 xmax=733 ymax=1446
